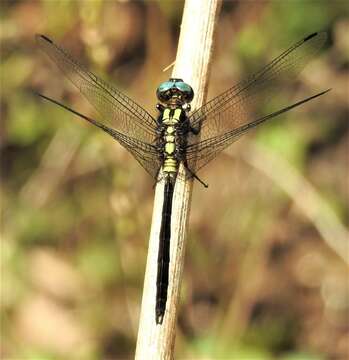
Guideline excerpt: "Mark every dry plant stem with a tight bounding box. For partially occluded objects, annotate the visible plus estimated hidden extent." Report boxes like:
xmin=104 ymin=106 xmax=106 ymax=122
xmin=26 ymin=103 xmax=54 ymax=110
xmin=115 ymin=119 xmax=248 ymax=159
xmin=135 ymin=0 xmax=221 ymax=359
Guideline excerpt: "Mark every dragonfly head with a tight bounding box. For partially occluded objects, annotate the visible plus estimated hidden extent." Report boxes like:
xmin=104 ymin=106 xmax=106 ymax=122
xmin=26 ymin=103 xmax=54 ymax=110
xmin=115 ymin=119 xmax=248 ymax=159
xmin=156 ymin=78 xmax=194 ymax=107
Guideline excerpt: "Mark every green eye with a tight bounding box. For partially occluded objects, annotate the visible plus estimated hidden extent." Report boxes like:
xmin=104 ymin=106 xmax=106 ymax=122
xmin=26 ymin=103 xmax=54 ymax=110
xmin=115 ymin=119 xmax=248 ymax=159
xmin=174 ymin=81 xmax=194 ymax=102
xmin=176 ymin=82 xmax=191 ymax=92
xmin=157 ymin=81 xmax=173 ymax=93
xmin=156 ymin=79 xmax=194 ymax=103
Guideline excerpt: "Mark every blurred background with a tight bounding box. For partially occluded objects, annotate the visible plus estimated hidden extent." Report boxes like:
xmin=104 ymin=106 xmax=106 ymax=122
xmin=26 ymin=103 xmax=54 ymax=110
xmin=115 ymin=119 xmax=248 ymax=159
xmin=1 ymin=1 xmax=348 ymax=359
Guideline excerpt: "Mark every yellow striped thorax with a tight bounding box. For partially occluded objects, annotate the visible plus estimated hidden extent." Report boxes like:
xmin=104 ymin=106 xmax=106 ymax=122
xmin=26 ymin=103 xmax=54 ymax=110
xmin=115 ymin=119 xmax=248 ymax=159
xmin=162 ymin=108 xmax=182 ymax=125
xmin=162 ymin=107 xmax=183 ymax=174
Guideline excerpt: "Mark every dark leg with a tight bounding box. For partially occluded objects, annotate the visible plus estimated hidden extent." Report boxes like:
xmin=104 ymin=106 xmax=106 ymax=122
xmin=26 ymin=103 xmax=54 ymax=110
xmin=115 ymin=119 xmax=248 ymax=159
xmin=185 ymin=165 xmax=208 ymax=188
xmin=180 ymin=154 xmax=208 ymax=188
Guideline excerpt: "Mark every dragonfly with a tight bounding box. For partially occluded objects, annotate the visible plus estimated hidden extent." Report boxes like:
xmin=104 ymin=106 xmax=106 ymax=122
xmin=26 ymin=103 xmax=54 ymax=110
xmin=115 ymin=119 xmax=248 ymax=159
xmin=36 ymin=32 xmax=330 ymax=324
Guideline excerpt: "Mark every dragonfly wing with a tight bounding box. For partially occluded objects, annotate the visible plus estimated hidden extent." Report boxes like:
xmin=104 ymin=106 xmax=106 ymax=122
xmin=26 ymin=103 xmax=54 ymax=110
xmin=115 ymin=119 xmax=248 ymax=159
xmin=187 ymin=32 xmax=328 ymax=172
xmin=99 ymin=121 xmax=161 ymax=179
xmin=36 ymin=34 xmax=157 ymax=145
xmin=37 ymin=92 xmax=161 ymax=178
xmin=186 ymin=89 xmax=330 ymax=172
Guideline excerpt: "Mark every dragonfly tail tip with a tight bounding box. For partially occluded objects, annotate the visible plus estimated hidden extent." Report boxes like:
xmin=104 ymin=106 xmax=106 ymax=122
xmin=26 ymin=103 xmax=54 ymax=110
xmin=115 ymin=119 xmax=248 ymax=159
xmin=304 ymin=32 xmax=318 ymax=42
xmin=36 ymin=34 xmax=53 ymax=44
xmin=156 ymin=313 xmax=164 ymax=325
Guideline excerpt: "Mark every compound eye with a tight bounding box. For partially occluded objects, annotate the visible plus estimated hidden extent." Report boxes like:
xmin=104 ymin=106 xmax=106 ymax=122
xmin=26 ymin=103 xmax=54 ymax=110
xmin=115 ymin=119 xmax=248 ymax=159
xmin=157 ymin=81 xmax=173 ymax=93
xmin=156 ymin=91 xmax=172 ymax=103
xmin=156 ymin=81 xmax=173 ymax=102
xmin=175 ymin=82 xmax=194 ymax=102
xmin=156 ymin=90 xmax=172 ymax=103
xmin=156 ymin=79 xmax=194 ymax=103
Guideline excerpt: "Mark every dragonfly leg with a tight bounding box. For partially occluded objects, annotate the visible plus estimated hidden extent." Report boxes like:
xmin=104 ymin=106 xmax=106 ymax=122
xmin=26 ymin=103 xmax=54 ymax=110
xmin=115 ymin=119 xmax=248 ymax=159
xmin=176 ymin=129 xmax=207 ymax=188
xmin=190 ymin=170 xmax=208 ymax=188
xmin=182 ymin=162 xmax=208 ymax=188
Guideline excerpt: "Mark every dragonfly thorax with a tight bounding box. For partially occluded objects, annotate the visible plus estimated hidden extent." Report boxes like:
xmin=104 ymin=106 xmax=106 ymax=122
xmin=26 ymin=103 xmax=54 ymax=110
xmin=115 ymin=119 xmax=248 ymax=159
xmin=158 ymin=108 xmax=186 ymax=178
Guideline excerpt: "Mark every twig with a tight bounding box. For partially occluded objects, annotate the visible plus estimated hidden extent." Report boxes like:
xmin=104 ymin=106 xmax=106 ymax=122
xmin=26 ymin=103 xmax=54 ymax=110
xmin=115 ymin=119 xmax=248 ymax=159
xmin=135 ymin=0 xmax=222 ymax=358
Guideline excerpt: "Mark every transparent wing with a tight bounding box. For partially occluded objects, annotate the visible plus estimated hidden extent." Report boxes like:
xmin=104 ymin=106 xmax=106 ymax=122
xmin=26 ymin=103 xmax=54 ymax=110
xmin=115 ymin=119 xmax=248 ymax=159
xmin=37 ymin=93 xmax=161 ymax=178
xmin=186 ymin=89 xmax=330 ymax=171
xmin=36 ymin=34 xmax=157 ymax=145
xmin=187 ymin=32 xmax=328 ymax=172
xmin=90 ymin=117 xmax=161 ymax=179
